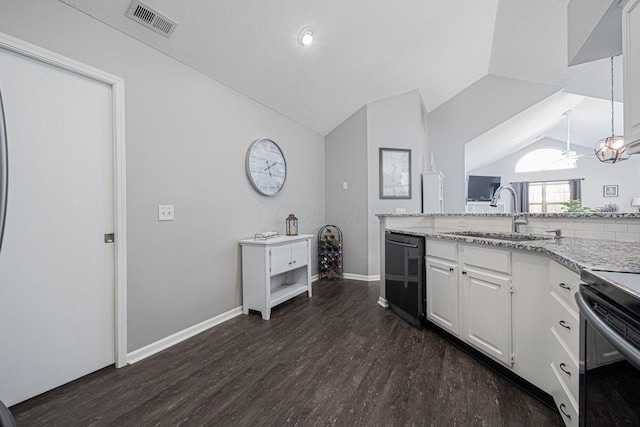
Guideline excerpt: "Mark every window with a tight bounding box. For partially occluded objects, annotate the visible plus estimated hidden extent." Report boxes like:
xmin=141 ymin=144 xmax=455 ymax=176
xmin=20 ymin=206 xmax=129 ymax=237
xmin=528 ymin=181 xmax=570 ymax=213
xmin=515 ymin=148 xmax=576 ymax=173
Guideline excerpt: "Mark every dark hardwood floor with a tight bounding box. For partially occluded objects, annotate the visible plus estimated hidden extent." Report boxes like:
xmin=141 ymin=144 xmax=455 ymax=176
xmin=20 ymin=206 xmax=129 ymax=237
xmin=11 ymin=279 xmax=563 ymax=426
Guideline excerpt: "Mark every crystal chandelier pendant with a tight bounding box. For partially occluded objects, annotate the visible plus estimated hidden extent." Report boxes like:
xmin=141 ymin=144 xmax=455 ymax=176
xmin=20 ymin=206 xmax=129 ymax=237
xmin=595 ymin=56 xmax=628 ymax=163
xmin=595 ymin=136 xmax=629 ymax=163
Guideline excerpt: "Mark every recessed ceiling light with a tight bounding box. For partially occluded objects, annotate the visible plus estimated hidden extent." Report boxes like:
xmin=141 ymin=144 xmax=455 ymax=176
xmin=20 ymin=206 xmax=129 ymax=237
xmin=298 ymin=27 xmax=315 ymax=46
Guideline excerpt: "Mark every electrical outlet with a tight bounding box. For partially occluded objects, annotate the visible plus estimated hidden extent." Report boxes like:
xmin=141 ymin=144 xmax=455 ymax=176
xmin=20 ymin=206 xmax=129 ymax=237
xmin=342 ymin=181 xmax=348 ymax=190
xmin=395 ymin=208 xmax=406 ymax=214
xmin=456 ymin=218 xmax=468 ymax=228
xmin=158 ymin=205 xmax=174 ymax=221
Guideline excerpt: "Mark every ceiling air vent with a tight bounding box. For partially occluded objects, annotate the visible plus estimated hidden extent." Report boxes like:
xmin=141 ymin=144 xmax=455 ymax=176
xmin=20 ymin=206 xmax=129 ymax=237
xmin=126 ymin=0 xmax=177 ymax=38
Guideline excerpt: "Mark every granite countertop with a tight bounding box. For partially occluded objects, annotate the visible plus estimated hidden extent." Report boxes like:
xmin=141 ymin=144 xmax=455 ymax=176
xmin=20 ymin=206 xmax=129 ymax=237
xmin=378 ymin=212 xmax=640 ymax=218
xmin=386 ymin=227 xmax=640 ymax=274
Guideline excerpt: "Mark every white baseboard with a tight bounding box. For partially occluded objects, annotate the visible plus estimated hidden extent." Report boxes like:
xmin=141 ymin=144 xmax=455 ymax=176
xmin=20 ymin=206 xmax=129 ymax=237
xmin=378 ymin=297 xmax=389 ymax=308
xmin=126 ymin=306 xmax=243 ymax=364
xmin=343 ymin=273 xmax=380 ymax=282
xmin=311 ymin=274 xmax=320 ymax=282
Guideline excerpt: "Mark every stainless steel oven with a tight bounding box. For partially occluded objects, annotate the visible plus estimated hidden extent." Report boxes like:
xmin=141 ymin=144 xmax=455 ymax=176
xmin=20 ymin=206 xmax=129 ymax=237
xmin=577 ymin=269 xmax=640 ymax=426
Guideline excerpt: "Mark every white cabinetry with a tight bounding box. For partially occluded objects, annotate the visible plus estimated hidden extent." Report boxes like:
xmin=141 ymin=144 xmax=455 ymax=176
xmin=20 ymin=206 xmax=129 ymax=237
xmin=426 ymin=241 xmax=459 ymax=335
xmin=623 ymin=0 xmax=640 ymax=153
xmin=548 ymin=261 xmax=581 ymax=427
xmin=459 ymin=245 xmax=513 ymax=366
xmin=511 ymin=252 xmax=551 ymax=393
xmin=240 ymin=235 xmax=313 ymax=320
xmin=426 ymin=239 xmax=513 ymax=367
xmin=422 ymin=172 xmax=444 ymax=214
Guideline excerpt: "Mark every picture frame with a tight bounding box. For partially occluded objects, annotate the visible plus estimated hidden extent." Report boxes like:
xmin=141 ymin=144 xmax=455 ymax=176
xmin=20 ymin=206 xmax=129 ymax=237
xmin=379 ymin=148 xmax=411 ymax=199
xmin=603 ymin=185 xmax=618 ymax=197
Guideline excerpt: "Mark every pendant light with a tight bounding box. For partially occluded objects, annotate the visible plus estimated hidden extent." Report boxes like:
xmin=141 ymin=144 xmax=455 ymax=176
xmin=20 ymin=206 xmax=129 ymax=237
xmin=594 ymin=56 xmax=629 ymax=163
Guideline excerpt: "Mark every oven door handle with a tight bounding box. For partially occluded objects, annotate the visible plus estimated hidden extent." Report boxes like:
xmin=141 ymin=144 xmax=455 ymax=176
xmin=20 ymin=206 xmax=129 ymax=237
xmin=385 ymin=240 xmax=419 ymax=249
xmin=576 ymin=291 xmax=640 ymax=371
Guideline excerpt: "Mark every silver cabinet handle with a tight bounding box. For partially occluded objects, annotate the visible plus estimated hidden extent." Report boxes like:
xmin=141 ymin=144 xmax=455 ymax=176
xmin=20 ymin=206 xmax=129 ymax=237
xmin=386 ymin=240 xmax=418 ymax=249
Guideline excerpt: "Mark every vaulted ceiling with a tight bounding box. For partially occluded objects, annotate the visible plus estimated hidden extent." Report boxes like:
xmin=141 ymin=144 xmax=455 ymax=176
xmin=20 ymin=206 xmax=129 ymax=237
xmin=60 ymin=0 xmax=618 ymax=137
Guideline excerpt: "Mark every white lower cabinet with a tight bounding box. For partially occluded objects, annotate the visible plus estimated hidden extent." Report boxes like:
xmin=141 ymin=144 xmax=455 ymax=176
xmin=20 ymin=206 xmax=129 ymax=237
xmin=550 ymin=361 xmax=579 ymax=427
xmin=460 ymin=265 xmax=512 ymax=365
xmin=240 ymin=235 xmax=313 ymax=320
xmin=548 ymin=261 xmax=581 ymax=427
xmin=426 ymin=240 xmax=513 ymax=366
xmin=426 ymin=254 xmax=459 ymax=335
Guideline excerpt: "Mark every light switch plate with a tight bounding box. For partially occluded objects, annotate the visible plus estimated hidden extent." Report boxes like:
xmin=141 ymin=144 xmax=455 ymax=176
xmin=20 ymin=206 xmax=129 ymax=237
xmin=158 ymin=204 xmax=174 ymax=221
xmin=395 ymin=208 xmax=406 ymax=214
xmin=342 ymin=181 xmax=348 ymax=190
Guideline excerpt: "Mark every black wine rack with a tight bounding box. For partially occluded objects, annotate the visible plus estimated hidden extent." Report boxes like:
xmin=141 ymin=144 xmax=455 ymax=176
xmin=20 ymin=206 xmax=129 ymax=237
xmin=318 ymin=225 xmax=343 ymax=280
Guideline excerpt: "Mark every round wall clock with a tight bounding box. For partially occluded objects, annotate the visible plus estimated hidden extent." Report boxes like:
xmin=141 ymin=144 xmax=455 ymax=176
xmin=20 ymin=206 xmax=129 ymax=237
xmin=245 ymin=138 xmax=287 ymax=196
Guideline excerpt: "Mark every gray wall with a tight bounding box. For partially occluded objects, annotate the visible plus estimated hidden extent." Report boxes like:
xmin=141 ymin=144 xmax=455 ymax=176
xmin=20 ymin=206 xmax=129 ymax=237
xmin=468 ymin=138 xmax=640 ymax=212
xmin=366 ymin=91 xmax=427 ymax=276
xmin=428 ymin=75 xmax=560 ymax=212
xmin=324 ymin=90 xmax=427 ymax=277
xmin=325 ymin=106 xmax=368 ymax=275
xmin=0 ymin=0 xmax=326 ymax=352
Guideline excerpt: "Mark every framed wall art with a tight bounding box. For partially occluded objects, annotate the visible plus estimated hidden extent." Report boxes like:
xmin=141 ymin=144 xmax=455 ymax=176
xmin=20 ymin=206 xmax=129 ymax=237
xmin=379 ymin=148 xmax=411 ymax=199
xmin=603 ymin=185 xmax=618 ymax=197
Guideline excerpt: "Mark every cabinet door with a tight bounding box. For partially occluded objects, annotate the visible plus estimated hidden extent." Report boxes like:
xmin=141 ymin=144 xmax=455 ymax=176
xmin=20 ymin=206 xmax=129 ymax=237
xmin=290 ymin=241 xmax=308 ymax=268
xmin=426 ymin=257 xmax=459 ymax=335
xmin=270 ymin=244 xmax=292 ymax=276
xmin=461 ymin=267 xmax=512 ymax=365
xmin=624 ymin=0 xmax=640 ymax=151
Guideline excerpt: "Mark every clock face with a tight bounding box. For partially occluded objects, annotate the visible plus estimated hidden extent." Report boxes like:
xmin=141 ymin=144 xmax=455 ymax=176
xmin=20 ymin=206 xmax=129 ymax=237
xmin=246 ymin=138 xmax=287 ymax=196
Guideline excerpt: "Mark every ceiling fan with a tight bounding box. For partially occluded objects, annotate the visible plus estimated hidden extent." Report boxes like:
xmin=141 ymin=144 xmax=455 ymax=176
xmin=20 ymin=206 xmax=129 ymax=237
xmin=555 ymin=110 xmax=590 ymax=165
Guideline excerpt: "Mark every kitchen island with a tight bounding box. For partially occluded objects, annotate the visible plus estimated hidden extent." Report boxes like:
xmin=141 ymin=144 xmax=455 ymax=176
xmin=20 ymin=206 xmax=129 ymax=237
xmin=378 ymin=213 xmax=640 ymax=427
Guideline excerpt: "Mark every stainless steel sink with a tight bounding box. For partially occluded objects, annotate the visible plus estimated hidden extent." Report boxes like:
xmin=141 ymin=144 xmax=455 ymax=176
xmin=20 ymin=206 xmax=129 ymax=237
xmin=442 ymin=231 xmax=555 ymax=242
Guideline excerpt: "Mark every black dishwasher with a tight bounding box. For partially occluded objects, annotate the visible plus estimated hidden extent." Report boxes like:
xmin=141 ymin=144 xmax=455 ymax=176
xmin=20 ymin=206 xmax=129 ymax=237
xmin=385 ymin=232 xmax=425 ymax=328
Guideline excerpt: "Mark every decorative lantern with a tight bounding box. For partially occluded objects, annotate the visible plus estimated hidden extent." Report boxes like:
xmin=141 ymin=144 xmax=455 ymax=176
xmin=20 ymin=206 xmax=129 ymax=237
xmin=286 ymin=213 xmax=298 ymax=236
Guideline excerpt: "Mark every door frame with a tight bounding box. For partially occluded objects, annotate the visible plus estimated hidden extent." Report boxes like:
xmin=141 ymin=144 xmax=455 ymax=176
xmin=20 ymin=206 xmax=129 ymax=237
xmin=0 ymin=32 xmax=128 ymax=368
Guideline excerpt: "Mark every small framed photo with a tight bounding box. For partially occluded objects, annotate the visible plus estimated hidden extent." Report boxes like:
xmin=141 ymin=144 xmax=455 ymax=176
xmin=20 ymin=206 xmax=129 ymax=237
xmin=603 ymin=185 xmax=618 ymax=197
xmin=379 ymin=148 xmax=411 ymax=199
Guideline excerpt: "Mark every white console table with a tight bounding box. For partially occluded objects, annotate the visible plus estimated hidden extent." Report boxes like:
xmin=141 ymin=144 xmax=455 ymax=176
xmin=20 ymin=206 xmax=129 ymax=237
xmin=240 ymin=234 xmax=313 ymax=320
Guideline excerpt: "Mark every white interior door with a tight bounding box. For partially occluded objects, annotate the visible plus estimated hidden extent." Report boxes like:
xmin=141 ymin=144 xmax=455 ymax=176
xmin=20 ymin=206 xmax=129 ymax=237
xmin=0 ymin=47 xmax=115 ymax=406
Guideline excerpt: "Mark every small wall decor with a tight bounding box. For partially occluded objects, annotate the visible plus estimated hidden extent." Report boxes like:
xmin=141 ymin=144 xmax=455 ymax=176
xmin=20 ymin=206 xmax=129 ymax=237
xmin=379 ymin=148 xmax=411 ymax=199
xmin=603 ymin=185 xmax=619 ymax=197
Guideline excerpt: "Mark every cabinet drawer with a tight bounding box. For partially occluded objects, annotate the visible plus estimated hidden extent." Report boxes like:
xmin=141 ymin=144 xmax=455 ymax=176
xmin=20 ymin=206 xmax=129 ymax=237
xmin=550 ymin=362 xmax=579 ymax=427
xmin=550 ymin=261 xmax=580 ymax=310
xmin=426 ymin=240 xmax=457 ymax=261
xmin=549 ymin=328 xmax=578 ymax=403
xmin=549 ymin=290 xmax=579 ymax=358
xmin=461 ymin=245 xmax=510 ymax=274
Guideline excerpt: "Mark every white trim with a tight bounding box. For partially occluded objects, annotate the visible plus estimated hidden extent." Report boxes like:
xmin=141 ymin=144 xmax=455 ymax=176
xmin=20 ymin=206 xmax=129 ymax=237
xmin=126 ymin=307 xmax=243 ymax=364
xmin=343 ymin=273 xmax=381 ymax=282
xmin=311 ymin=274 xmax=320 ymax=282
xmin=378 ymin=297 xmax=389 ymax=308
xmin=0 ymin=32 xmax=128 ymax=368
